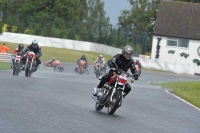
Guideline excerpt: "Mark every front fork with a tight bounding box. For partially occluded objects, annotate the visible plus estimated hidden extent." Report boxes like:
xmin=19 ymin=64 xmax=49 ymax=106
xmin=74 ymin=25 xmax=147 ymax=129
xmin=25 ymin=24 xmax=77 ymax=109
xmin=110 ymin=82 xmax=125 ymax=101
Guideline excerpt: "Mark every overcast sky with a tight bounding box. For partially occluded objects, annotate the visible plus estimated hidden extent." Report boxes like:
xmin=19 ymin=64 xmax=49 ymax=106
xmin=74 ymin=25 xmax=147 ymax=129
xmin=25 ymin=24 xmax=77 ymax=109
xmin=101 ymin=0 xmax=131 ymax=25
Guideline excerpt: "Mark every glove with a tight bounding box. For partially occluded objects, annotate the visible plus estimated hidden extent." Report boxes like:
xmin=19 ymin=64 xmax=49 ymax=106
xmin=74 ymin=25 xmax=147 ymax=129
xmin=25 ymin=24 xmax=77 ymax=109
xmin=134 ymin=74 xmax=139 ymax=80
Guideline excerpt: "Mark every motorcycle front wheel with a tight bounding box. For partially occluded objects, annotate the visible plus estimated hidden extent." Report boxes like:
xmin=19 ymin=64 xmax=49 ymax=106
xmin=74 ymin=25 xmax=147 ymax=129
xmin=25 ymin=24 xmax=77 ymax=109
xmin=107 ymin=90 xmax=122 ymax=115
xmin=95 ymin=103 xmax=104 ymax=111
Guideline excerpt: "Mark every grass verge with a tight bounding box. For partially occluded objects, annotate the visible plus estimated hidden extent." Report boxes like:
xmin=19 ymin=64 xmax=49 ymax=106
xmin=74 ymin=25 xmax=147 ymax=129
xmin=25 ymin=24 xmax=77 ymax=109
xmin=0 ymin=41 xmax=112 ymax=65
xmin=0 ymin=62 xmax=11 ymax=70
xmin=156 ymin=82 xmax=200 ymax=108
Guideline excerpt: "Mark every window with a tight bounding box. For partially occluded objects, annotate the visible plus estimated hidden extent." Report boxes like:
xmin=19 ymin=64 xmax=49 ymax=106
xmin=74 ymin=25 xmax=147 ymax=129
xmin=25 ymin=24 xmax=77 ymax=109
xmin=167 ymin=38 xmax=189 ymax=48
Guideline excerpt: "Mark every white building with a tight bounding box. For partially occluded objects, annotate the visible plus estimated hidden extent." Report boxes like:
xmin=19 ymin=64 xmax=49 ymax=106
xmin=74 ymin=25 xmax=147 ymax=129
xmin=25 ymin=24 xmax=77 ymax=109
xmin=151 ymin=1 xmax=200 ymax=75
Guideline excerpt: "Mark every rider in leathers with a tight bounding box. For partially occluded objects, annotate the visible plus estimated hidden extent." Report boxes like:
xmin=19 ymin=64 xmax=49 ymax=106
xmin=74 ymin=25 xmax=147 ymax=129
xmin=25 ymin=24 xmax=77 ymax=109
xmin=22 ymin=39 xmax=42 ymax=71
xmin=93 ymin=45 xmax=139 ymax=97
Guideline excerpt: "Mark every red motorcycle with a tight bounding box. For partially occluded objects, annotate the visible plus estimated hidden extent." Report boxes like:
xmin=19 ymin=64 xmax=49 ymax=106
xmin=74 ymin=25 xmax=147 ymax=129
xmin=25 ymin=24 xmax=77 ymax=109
xmin=134 ymin=60 xmax=141 ymax=76
xmin=92 ymin=67 xmax=137 ymax=115
xmin=77 ymin=59 xmax=89 ymax=75
xmin=24 ymin=51 xmax=37 ymax=77
xmin=12 ymin=54 xmax=22 ymax=76
xmin=44 ymin=60 xmax=64 ymax=72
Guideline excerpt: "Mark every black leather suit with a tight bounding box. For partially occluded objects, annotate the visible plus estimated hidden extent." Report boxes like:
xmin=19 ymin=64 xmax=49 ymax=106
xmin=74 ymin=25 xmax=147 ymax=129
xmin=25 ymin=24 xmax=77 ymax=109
xmin=97 ymin=54 xmax=138 ymax=95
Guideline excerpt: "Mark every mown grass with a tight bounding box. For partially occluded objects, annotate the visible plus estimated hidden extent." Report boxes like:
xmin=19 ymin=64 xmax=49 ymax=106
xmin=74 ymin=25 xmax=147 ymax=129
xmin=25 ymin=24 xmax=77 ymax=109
xmin=156 ymin=82 xmax=200 ymax=108
xmin=0 ymin=62 xmax=11 ymax=70
xmin=1 ymin=41 xmax=112 ymax=65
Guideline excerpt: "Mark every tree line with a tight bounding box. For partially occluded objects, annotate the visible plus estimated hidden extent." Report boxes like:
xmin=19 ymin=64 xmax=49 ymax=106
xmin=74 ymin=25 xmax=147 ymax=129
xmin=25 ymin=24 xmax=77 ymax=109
xmin=0 ymin=0 xmax=199 ymax=53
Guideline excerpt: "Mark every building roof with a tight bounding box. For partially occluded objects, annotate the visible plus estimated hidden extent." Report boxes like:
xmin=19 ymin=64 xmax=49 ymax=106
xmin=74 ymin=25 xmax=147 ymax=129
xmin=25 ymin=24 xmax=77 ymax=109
xmin=153 ymin=1 xmax=200 ymax=40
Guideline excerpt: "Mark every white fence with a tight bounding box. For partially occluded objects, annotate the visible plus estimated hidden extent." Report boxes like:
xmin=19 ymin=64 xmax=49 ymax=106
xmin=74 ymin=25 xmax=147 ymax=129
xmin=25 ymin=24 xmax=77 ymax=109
xmin=0 ymin=52 xmax=11 ymax=63
xmin=0 ymin=32 xmax=122 ymax=56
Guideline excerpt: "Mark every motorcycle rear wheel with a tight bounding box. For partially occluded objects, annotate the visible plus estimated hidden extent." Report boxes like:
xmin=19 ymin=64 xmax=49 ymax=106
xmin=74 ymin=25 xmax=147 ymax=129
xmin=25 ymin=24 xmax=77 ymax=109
xmin=107 ymin=90 xmax=122 ymax=115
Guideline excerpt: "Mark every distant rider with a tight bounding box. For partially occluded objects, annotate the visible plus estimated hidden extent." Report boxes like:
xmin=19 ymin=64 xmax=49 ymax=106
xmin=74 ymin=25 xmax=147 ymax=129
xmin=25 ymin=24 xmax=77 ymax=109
xmin=94 ymin=54 xmax=106 ymax=74
xmin=22 ymin=39 xmax=42 ymax=71
xmin=74 ymin=55 xmax=89 ymax=72
xmin=93 ymin=45 xmax=139 ymax=97
xmin=11 ymin=43 xmax=24 ymax=69
xmin=47 ymin=57 xmax=56 ymax=67
xmin=135 ymin=60 xmax=142 ymax=76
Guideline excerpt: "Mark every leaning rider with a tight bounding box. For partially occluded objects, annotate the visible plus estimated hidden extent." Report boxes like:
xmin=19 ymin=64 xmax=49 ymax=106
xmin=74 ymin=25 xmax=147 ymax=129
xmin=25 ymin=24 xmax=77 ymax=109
xmin=93 ymin=45 xmax=139 ymax=98
xmin=22 ymin=39 xmax=42 ymax=71
xmin=47 ymin=57 xmax=56 ymax=66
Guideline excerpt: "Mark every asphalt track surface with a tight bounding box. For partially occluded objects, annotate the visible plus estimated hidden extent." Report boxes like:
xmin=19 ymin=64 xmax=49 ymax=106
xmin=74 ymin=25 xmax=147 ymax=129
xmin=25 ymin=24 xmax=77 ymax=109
xmin=0 ymin=63 xmax=200 ymax=133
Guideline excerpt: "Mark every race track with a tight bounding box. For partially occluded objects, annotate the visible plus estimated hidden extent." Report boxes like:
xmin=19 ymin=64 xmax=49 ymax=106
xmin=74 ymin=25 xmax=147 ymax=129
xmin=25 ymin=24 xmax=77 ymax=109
xmin=0 ymin=63 xmax=200 ymax=133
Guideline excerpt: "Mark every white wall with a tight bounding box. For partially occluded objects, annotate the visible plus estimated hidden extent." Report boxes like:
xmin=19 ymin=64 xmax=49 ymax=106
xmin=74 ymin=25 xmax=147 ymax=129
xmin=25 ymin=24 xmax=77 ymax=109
xmin=151 ymin=36 xmax=200 ymax=63
xmin=151 ymin=35 xmax=200 ymax=74
xmin=0 ymin=32 xmax=122 ymax=56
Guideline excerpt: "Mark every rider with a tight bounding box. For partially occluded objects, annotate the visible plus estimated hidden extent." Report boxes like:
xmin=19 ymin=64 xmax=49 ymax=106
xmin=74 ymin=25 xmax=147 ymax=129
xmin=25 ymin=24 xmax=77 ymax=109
xmin=47 ymin=57 xmax=56 ymax=66
xmin=135 ymin=60 xmax=142 ymax=76
xmin=94 ymin=54 xmax=106 ymax=73
xmin=74 ymin=55 xmax=89 ymax=72
xmin=93 ymin=45 xmax=139 ymax=97
xmin=22 ymin=39 xmax=42 ymax=71
xmin=11 ymin=43 xmax=24 ymax=69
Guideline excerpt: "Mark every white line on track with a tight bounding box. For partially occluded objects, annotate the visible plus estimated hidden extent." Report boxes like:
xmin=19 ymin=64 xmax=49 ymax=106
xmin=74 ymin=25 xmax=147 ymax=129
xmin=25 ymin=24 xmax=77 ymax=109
xmin=165 ymin=90 xmax=200 ymax=112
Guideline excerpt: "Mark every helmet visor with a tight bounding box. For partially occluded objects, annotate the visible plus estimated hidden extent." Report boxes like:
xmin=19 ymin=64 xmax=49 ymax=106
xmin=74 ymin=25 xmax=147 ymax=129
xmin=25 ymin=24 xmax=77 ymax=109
xmin=124 ymin=53 xmax=132 ymax=59
xmin=32 ymin=43 xmax=37 ymax=48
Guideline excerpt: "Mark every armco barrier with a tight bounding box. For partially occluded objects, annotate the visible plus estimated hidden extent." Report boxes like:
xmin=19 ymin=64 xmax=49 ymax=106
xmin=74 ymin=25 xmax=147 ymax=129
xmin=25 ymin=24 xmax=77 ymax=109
xmin=0 ymin=52 xmax=12 ymax=63
xmin=0 ymin=32 xmax=122 ymax=56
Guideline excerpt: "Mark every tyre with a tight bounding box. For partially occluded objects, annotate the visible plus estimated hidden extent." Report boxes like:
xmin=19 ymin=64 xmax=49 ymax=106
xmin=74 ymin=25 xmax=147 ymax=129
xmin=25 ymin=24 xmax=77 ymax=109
xmin=58 ymin=67 xmax=64 ymax=72
xmin=13 ymin=64 xmax=19 ymax=76
xmin=95 ymin=103 xmax=104 ymax=111
xmin=13 ymin=66 xmax=16 ymax=76
xmin=107 ymin=90 xmax=122 ymax=115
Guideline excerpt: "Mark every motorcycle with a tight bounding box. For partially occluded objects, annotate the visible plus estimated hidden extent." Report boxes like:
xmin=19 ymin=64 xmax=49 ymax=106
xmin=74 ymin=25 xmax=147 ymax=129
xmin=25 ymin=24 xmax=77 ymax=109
xmin=94 ymin=62 xmax=104 ymax=78
xmin=92 ymin=67 xmax=137 ymax=115
xmin=135 ymin=61 xmax=141 ymax=76
xmin=44 ymin=60 xmax=64 ymax=72
xmin=12 ymin=54 xmax=22 ymax=76
xmin=24 ymin=51 xmax=37 ymax=77
xmin=77 ymin=59 xmax=89 ymax=75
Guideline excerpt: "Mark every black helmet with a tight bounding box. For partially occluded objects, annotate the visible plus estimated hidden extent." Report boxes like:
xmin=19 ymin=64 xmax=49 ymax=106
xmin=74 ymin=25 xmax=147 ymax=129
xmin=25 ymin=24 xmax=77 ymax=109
xmin=18 ymin=43 xmax=24 ymax=51
xmin=82 ymin=55 xmax=86 ymax=59
xmin=122 ymin=45 xmax=133 ymax=60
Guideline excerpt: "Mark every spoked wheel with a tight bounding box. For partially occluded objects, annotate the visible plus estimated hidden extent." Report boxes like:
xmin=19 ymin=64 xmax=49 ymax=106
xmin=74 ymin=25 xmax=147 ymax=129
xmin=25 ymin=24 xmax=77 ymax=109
xmin=95 ymin=103 xmax=104 ymax=111
xmin=107 ymin=90 xmax=122 ymax=115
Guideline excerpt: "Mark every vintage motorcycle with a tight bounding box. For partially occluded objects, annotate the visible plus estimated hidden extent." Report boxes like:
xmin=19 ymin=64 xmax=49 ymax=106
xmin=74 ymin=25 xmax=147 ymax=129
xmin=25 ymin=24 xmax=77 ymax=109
xmin=77 ymin=59 xmax=89 ymax=75
xmin=94 ymin=62 xmax=104 ymax=78
xmin=44 ymin=60 xmax=64 ymax=72
xmin=92 ymin=67 xmax=138 ymax=115
xmin=12 ymin=54 xmax=22 ymax=76
xmin=24 ymin=51 xmax=37 ymax=77
xmin=134 ymin=61 xmax=141 ymax=76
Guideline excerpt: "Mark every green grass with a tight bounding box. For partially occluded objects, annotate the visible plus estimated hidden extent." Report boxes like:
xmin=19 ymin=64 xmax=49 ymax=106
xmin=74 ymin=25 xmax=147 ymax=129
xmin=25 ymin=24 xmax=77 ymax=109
xmin=1 ymin=41 xmax=112 ymax=65
xmin=0 ymin=62 xmax=11 ymax=70
xmin=156 ymin=82 xmax=200 ymax=108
